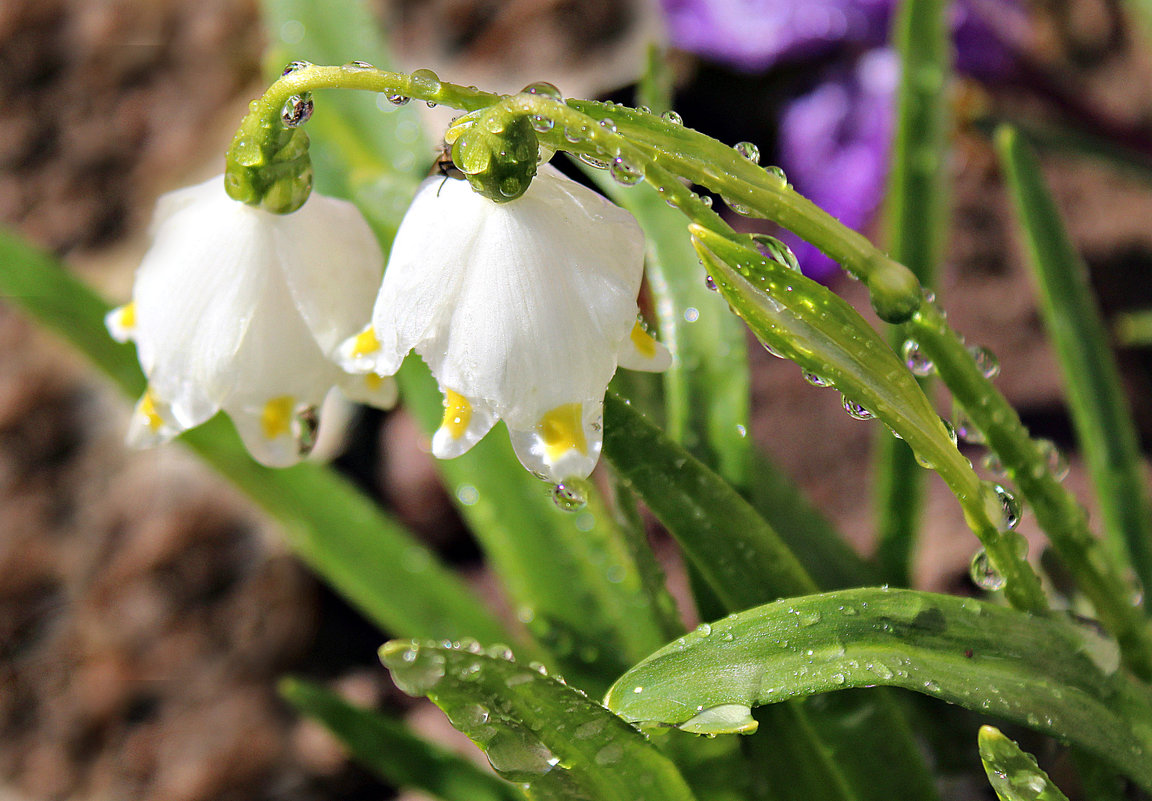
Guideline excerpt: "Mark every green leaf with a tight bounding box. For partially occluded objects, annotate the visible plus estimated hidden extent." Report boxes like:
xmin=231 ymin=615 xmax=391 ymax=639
xmin=380 ymin=640 xmax=699 ymax=801
xmin=977 ymin=725 xmax=1069 ymax=801
xmin=691 ymin=226 xmax=1048 ymax=614
xmin=0 ymin=227 xmax=509 ymax=645
xmin=996 ymin=124 xmax=1152 ymax=605
xmin=280 ymin=677 xmax=523 ymax=801
xmin=603 ymin=393 xmax=816 ymax=609
xmin=602 ymin=395 xmax=939 ymax=801
xmin=398 ymin=360 xmax=674 ymax=696
xmin=605 ymin=587 xmax=1152 ymax=791
xmin=875 ymin=0 xmax=951 ymax=584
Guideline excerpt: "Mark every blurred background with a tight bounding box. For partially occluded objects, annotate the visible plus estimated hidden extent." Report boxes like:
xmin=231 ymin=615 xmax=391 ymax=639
xmin=3 ymin=0 xmax=1152 ymax=798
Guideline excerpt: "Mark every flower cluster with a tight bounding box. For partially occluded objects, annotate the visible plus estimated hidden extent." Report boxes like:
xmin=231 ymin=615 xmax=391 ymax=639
xmin=112 ymin=162 xmax=667 ymax=480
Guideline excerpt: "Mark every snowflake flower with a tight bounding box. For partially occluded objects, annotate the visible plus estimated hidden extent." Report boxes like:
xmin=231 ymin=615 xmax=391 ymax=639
xmin=107 ymin=174 xmax=396 ymax=466
xmin=339 ymin=164 xmax=670 ymax=482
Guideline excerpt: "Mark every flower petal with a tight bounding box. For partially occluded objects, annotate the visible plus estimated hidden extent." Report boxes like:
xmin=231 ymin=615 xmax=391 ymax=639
xmin=616 ymin=321 xmax=673 ymax=372
xmin=507 ymin=400 xmax=603 ymax=482
xmin=274 ymin=192 xmax=384 ymax=354
xmin=227 ymin=395 xmax=307 ymax=468
xmin=417 ymin=166 xmax=646 ymax=428
xmin=337 ymin=370 xmax=399 ymax=409
xmin=125 ymin=388 xmax=183 ymax=448
xmin=431 ymin=389 xmax=498 ymax=459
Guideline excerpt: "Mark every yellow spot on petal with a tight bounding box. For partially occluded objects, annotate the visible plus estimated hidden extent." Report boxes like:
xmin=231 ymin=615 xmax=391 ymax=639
xmin=539 ymin=403 xmax=587 ymax=462
xmin=137 ymin=389 xmax=164 ymax=432
xmin=350 ymin=327 xmax=381 ymax=357
xmin=630 ymin=322 xmax=657 ymax=360
xmin=261 ymin=396 xmax=294 ymax=440
xmin=441 ymin=390 xmax=472 ymax=440
xmin=119 ymin=302 xmax=136 ymax=330
xmin=364 ymin=373 xmax=384 ymax=391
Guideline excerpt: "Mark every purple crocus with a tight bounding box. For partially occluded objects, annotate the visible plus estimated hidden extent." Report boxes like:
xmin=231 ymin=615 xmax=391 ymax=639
xmin=662 ymin=0 xmax=1028 ymax=281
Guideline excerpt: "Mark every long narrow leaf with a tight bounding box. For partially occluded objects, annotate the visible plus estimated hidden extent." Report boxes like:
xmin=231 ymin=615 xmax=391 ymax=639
xmin=0 ymin=228 xmax=509 ymax=645
xmin=977 ymin=726 xmax=1069 ymax=801
xmin=875 ymin=0 xmax=951 ymax=584
xmin=281 ymin=677 xmax=523 ymax=801
xmin=380 ymin=640 xmax=699 ymax=801
xmin=996 ymin=124 xmax=1152 ymax=602
xmin=605 ymin=587 xmax=1152 ymax=790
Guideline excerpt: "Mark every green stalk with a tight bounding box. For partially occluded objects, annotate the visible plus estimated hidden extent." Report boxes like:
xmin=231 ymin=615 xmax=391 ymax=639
xmin=875 ymin=0 xmax=951 ymax=584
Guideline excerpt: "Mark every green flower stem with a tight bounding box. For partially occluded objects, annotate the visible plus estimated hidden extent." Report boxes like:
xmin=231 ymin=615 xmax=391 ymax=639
xmin=565 ymin=100 xmax=923 ymax=323
xmin=905 ymin=301 xmax=1152 ymax=680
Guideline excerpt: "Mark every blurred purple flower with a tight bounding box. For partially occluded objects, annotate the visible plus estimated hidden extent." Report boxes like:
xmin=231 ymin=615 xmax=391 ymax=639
xmin=662 ymin=0 xmax=1030 ymax=281
xmin=777 ymin=49 xmax=898 ymax=281
xmin=661 ymin=0 xmax=891 ymax=72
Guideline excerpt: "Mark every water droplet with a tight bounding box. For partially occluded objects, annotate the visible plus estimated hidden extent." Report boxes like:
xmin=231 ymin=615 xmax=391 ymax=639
xmin=677 ymin=704 xmax=758 ymax=735
xmin=281 ymin=60 xmax=313 ymax=76
xmin=765 ymin=165 xmax=788 ymax=185
xmin=453 ymin=703 xmax=490 ymax=728
xmin=522 ymin=81 xmax=563 ymax=101
xmin=594 ymin=742 xmax=624 ymax=765
xmin=762 ymin=341 xmax=786 ymax=358
xmin=969 ymin=345 xmax=1000 ymax=379
xmin=842 ymin=396 xmax=875 ymax=420
xmin=993 ymin=484 xmax=1022 ymax=530
xmin=1036 ymin=439 xmax=1069 ymax=481
xmin=752 ymin=234 xmax=801 ymax=272
xmin=953 ymin=403 xmax=985 ymax=444
xmin=661 ymin=110 xmax=683 ymax=125
xmin=385 ymin=644 xmax=447 ymax=695
xmin=969 ymin=549 xmax=1006 ymax=591
xmin=530 ymin=115 xmax=554 ymax=132
xmin=704 ymin=274 xmax=717 ymax=291
xmin=803 ymin=372 xmax=832 ymax=387
xmin=694 ymin=622 xmax=712 ymax=636
xmin=982 ymin=451 xmax=1006 ymax=477
xmin=734 ymin=141 xmax=760 ymax=164
xmin=281 ymin=94 xmax=313 ymax=127
xmin=870 ymin=662 xmax=894 ymax=680
xmin=723 ymin=196 xmax=753 ymax=216
xmin=386 ymin=93 xmax=411 ymax=106
xmin=735 ymin=424 xmax=747 ymax=438
xmin=609 ymin=156 xmax=642 ymax=186
xmin=578 ymin=152 xmax=609 ymax=170
xmin=701 ymin=195 xmax=713 ymax=208
xmin=598 ymin=117 xmax=617 ymax=134
xmin=551 ymin=482 xmax=586 ymax=512
xmin=684 ymin=307 xmax=700 ymax=323
xmin=293 ymin=405 xmax=319 ymax=456
xmin=901 ymin=339 xmax=934 ymax=376
xmin=342 ymin=60 xmax=374 ymax=71
xmin=528 ymin=661 xmax=548 ymax=675
xmin=924 ymin=679 xmax=940 ymax=692
xmin=799 ymin=609 xmax=822 ymax=626
xmin=486 ymin=643 xmax=515 ymax=661
xmin=456 ymin=484 xmax=479 ymax=505
xmin=939 ymin=416 xmax=958 ymax=447
xmin=485 ymin=730 xmax=560 ymax=781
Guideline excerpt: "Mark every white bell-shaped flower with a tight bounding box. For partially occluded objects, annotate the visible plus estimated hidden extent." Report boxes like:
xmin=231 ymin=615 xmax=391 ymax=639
xmin=338 ymin=164 xmax=670 ymax=482
xmin=107 ymin=174 xmax=396 ymax=466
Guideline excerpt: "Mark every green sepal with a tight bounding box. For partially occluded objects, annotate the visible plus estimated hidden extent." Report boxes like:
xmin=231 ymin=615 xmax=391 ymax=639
xmin=977 ymin=726 xmax=1070 ymax=801
xmin=450 ymin=112 xmax=539 ymax=202
xmin=225 ymin=117 xmax=314 ymax=214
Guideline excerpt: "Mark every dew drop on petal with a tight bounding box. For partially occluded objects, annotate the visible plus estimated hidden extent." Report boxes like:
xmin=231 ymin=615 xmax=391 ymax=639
xmin=530 ymin=115 xmax=555 ymax=132
xmin=342 ymin=60 xmax=374 ymax=72
xmin=752 ymin=234 xmax=801 ymax=272
xmin=1036 ymin=438 xmax=1069 ymax=481
xmin=803 ymin=372 xmax=831 ymax=387
xmin=701 ymin=195 xmax=713 ymax=208
xmin=661 ymin=109 xmax=683 ymax=125
xmin=993 ymin=483 xmax=1022 ymax=530
xmin=579 ymin=152 xmax=609 ymax=170
xmin=704 ymin=274 xmax=717 ymax=291
xmin=387 ymin=93 xmax=411 ymax=106
xmin=765 ymin=165 xmax=788 ymax=186
xmin=598 ymin=117 xmax=617 ymax=134
xmin=734 ymin=141 xmax=760 ymax=164
xmin=969 ymin=548 xmax=1006 ymax=591
xmin=939 ymin=416 xmax=958 ymax=447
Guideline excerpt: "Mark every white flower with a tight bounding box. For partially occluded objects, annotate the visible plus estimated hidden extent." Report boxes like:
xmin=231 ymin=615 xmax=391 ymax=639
xmin=107 ymin=174 xmax=396 ymax=466
xmin=338 ymin=164 xmax=670 ymax=482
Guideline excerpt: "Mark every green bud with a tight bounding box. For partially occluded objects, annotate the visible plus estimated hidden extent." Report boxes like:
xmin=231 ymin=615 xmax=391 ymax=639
xmin=450 ymin=113 xmax=538 ymax=202
xmin=224 ymin=122 xmax=313 ymax=214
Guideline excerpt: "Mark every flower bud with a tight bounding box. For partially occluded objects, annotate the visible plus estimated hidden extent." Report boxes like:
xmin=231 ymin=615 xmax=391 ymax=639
xmin=225 ymin=124 xmax=314 ymax=214
xmin=449 ymin=113 xmax=539 ymax=202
